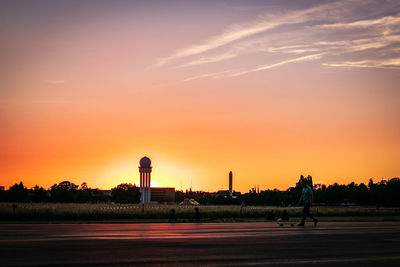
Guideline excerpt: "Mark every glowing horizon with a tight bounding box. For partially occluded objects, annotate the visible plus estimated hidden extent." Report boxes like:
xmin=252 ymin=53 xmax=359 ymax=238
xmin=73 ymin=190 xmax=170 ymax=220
xmin=1 ymin=0 xmax=399 ymax=192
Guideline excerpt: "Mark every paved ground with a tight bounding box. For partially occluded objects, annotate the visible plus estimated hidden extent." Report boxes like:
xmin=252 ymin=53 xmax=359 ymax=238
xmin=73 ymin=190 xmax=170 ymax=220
xmin=0 ymin=222 xmax=399 ymax=266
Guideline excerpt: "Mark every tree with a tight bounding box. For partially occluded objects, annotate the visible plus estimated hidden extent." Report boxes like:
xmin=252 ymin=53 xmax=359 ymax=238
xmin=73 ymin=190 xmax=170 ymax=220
xmin=111 ymin=183 xmax=140 ymax=203
xmin=31 ymin=185 xmax=48 ymax=202
xmin=50 ymin=181 xmax=79 ymax=202
xmin=8 ymin=182 xmax=29 ymax=202
xmin=80 ymin=182 xmax=88 ymax=190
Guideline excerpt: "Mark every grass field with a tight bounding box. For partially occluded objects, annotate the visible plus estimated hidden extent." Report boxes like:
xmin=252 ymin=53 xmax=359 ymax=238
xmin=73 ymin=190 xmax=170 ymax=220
xmin=0 ymin=203 xmax=399 ymax=222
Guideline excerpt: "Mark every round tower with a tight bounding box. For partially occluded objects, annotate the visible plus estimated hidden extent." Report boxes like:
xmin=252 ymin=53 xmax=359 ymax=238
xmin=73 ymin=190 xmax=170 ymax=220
xmin=139 ymin=156 xmax=152 ymax=204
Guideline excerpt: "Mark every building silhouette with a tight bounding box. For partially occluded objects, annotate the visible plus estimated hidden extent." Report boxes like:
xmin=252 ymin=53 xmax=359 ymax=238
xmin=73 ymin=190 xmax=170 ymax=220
xmin=139 ymin=156 xmax=175 ymax=204
xmin=151 ymin=187 xmax=175 ymax=202
xmin=229 ymin=171 xmax=233 ymax=196
xmin=139 ymin=156 xmax=152 ymax=204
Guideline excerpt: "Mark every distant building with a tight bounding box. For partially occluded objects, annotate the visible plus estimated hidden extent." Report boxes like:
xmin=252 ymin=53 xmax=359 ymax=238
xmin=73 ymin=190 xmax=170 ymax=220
xmin=151 ymin=187 xmax=175 ymax=203
xmin=138 ymin=156 xmax=175 ymax=203
xmin=101 ymin=157 xmax=175 ymax=203
xmin=0 ymin=186 xmax=4 ymax=191
xmin=139 ymin=156 xmax=152 ymax=204
xmin=229 ymin=171 xmax=233 ymax=196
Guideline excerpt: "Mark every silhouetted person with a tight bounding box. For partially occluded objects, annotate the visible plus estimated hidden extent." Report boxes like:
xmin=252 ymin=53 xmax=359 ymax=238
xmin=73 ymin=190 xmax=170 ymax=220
xmin=266 ymin=210 xmax=275 ymax=220
xmin=12 ymin=204 xmax=17 ymax=216
xmin=192 ymin=207 xmax=201 ymax=222
xmin=281 ymin=209 xmax=290 ymax=221
xmin=298 ymin=176 xmax=318 ymax=227
xmin=169 ymin=209 xmax=177 ymax=223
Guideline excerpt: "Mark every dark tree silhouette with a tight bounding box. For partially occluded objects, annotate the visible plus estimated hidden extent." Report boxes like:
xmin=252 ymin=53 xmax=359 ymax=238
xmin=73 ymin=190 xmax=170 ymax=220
xmin=50 ymin=181 xmax=79 ymax=203
xmin=80 ymin=182 xmax=88 ymax=190
xmin=1 ymin=177 xmax=399 ymax=205
xmin=31 ymin=185 xmax=48 ymax=202
xmin=7 ymin=182 xmax=29 ymax=202
xmin=111 ymin=183 xmax=140 ymax=203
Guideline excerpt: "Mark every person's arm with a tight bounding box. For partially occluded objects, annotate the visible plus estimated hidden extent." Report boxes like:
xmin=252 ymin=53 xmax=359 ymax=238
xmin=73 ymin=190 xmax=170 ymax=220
xmin=298 ymin=193 xmax=302 ymax=205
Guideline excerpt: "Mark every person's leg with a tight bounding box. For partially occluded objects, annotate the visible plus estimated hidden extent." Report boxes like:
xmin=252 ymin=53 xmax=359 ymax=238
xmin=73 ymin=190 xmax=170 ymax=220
xmin=304 ymin=204 xmax=312 ymax=219
xmin=298 ymin=205 xmax=307 ymax=226
xmin=305 ymin=204 xmax=318 ymax=226
xmin=304 ymin=203 xmax=310 ymax=220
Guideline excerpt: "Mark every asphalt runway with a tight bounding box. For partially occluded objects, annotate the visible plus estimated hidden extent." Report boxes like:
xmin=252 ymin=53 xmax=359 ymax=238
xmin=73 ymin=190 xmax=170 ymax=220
xmin=0 ymin=222 xmax=399 ymax=266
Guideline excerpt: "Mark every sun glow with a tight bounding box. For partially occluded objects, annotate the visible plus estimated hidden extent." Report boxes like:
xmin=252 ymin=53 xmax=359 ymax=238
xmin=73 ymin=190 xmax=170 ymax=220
xmin=92 ymin=156 xmax=199 ymax=190
xmin=1 ymin=0 xmax=399 ymax=192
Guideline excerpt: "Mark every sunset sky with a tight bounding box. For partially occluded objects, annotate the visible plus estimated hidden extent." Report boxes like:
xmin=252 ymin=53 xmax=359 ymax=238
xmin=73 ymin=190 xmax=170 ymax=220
xmin=1 ymin=0 xmax=399 ymax=192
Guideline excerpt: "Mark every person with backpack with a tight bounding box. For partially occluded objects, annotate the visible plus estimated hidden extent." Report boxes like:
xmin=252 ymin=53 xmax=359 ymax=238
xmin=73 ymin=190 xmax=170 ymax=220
xmin=298 ymin=175 xmax=318 ymax=227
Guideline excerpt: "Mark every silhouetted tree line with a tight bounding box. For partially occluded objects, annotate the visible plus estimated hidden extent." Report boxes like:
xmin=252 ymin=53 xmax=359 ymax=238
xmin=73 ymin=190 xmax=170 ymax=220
xmin=111 ymin=183 xmax=140 ymax=203
xmin=241 ymin=177 xmax=400 ymax=206
xmin=175 ymin=177 xmax=400 ymax=206
xmin=0 ymin=181 xmax=139 ymax=204
xmin=1 ymin=177 xmax=399 ymax=205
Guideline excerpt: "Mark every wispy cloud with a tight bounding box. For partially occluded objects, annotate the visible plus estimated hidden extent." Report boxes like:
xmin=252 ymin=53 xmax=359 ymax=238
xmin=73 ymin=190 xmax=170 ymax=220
xmin=322 ymin=58 xmax=400 ymax=70
xmin=230 ymin=53 xmax=323 ymax=77
xmin=155 ymin=0 xmax=357 ymax=67
xmin=268 ymin=45 xmax=321 ymax=54
xmin=155 ymin=19 xmax=282 ymax=67
xmin=156 ymin=0 xmax=400 ymax=81
xmin=175 ymin=50 xmax=238 ymax=68
xmin=45 ymin=80 xmax=65 ymax=85
xmin=181 ymin=70 xmax=237 ymax=82
xmin=315 ymin=15 xmax=400 ymax=29
xmin=182 ymin=53 xmax=323 ymax=82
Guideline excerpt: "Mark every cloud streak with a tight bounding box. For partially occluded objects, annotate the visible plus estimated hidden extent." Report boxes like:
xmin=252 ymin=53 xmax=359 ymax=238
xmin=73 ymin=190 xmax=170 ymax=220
xmin=155 ymin=0 xmax=361 ymax=67
xmin=175 ymin=50 xmax=239 ymax=68
xmin=181 ymin=70 xmax=237 ymax=82
xmin=229 ymin=53 xmax=324 ymax=77
xmin=45 ymin=80 xmax=65 ymax=85
xmin=182 ymin=53 xmax=323 ymax=82
xmin=156 ymin=0 xmax=400 ymax=82
xmin=155 ymin=19 xmax=282 ymax=67
xmin=315 ymin=15 xmax=400 ymax=29
xmin=322 ymin=58 xmax=400 ymax=70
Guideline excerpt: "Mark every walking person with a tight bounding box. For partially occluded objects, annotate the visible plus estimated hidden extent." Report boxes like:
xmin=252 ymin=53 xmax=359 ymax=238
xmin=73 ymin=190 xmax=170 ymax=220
xmin=192 ymin=207 xmax=201 ymax=222
xmin=298 ymin=176 xmax=318 ymax=227
xmin=169 ymin=209 xmax=177 ymax=223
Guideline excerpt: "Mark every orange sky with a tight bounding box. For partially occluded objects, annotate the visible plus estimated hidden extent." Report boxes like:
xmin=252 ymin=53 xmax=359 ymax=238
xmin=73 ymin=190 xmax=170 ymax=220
xmin=1 ymin=1 xmax=400 ymax=192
